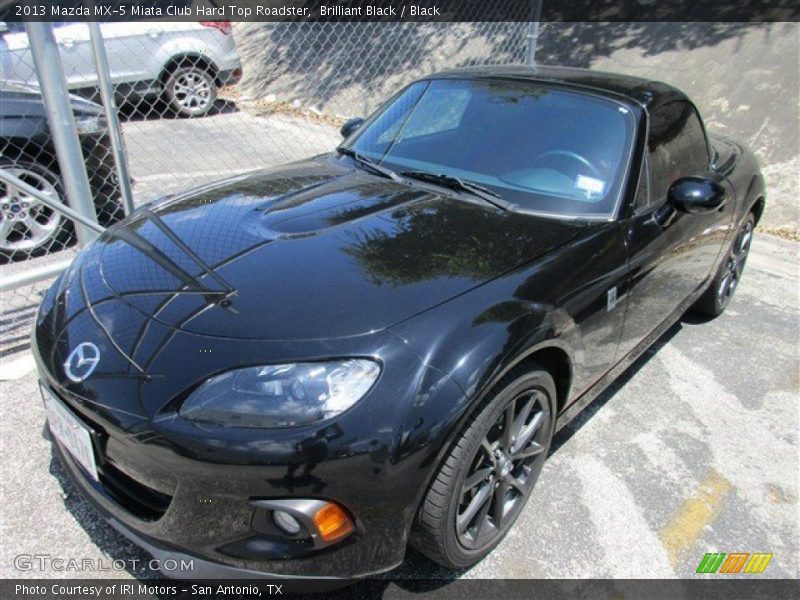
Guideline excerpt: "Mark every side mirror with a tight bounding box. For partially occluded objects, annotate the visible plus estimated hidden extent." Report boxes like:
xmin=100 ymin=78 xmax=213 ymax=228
xmin=340 ymin=117 xmax=364 ymax=139
xmin=668 ymin=177 xmax=726 ymax=214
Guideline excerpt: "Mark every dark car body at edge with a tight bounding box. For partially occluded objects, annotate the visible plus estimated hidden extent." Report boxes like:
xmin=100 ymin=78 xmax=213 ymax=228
xmin=32 ymin=66 xmax=765 ymax=578
xmin=1 ymin=82 xmax=121 ymax=220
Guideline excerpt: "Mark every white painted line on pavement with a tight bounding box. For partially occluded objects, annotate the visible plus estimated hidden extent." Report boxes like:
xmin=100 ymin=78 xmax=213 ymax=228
xmin=0 ymin=352 xmax=36 ymax=381
xmin=134 ymin=169 xmax=252 ymax=183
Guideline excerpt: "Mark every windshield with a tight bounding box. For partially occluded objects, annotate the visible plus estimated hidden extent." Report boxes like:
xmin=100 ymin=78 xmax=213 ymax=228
xmin=343 ymin=78 xmax=636 ymax=218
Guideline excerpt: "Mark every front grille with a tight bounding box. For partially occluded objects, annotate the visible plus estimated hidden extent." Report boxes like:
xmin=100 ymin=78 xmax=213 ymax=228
xmin=49 ymin=385 xmax=173 ymax=521
xmin=98 ymin=462 xmax=171 ymax=521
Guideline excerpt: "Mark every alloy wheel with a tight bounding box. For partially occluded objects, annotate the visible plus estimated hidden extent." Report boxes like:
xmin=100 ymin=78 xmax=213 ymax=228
xmin=172 ymin=69 xmax=214 ymax=113
xmin=0 ymin=167 xmax=63 ymax=253
xmin=718 ymin=220 xmax=754 ymax=305
xmin=456 ymin=388 xmax=551 ymax=549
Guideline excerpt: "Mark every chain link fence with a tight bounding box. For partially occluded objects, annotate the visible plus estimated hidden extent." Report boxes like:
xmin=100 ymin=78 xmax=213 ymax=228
xmin=0 ymin=17 xmax=535 ymax=359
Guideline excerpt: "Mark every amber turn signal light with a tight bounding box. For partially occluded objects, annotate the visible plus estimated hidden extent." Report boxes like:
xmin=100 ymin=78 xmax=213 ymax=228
xmin=312 ymin=502 xmax=354 ymax=542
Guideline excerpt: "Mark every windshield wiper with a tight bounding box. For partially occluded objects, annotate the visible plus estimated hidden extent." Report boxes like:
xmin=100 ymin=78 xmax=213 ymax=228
xmin=337 ymin=147 xmax=402 ymax=182
xmin=102 ymin=211 xmax=237 ymax=312
xmin=401 ymin=170 xmax=514 ymax=212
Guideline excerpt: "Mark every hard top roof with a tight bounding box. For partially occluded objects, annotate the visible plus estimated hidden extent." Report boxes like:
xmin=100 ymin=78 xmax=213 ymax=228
xmin=428 ymin=64 xmax=688 ymax=109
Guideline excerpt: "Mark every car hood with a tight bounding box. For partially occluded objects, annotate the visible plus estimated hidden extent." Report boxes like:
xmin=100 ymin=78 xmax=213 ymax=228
xmin=75 ymin=156 xmax=586 ymax=342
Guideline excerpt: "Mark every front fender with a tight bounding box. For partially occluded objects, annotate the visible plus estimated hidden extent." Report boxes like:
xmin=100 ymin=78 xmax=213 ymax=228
xmin=154 ymin=38 xmax=221 ymax=77
xmin=388 ymin=271 xmax=583 ymax=413
xmin=388 ymin=279 xmax=584 ymax=538
xmin=0 ymin=116 xmax=50 ymax=150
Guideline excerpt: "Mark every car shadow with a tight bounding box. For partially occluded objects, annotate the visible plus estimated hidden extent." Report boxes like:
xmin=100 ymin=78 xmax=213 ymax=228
xmin=676 ymin=310 xmax=717 ymax=326
xmin=117 ymin=98 xmax=239 ymax=123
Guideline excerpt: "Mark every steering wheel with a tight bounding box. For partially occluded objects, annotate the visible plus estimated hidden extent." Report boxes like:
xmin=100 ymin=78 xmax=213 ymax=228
xmin=532 ymin=150 xmax=603 ymax=179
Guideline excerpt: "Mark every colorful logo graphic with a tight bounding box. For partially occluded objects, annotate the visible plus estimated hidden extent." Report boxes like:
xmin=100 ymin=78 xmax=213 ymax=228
xmin=696 ymin=552 xmax=773 ymax=574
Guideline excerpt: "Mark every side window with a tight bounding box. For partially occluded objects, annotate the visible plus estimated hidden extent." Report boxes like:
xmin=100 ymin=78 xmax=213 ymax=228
xmin=648 ymin=101 xmax=710 ymax=201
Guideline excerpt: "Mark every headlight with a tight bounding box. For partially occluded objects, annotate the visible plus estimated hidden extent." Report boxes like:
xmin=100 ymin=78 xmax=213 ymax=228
xmin=75 ymin=115 xmax=108 ymax=135
xmin=179 ymin=359 xmax=380 ymax=428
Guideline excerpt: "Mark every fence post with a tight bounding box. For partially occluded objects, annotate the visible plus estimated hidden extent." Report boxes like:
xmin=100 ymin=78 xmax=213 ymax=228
xmin=24 ymin=22 xmax=99 ymax=246
xmin=525 ymin=0 xmax=543 ymax=66
xmin=0 ymin=168 xmax=106 ymax=235
xmin=87 ymin=22 xmax=136 ymax=216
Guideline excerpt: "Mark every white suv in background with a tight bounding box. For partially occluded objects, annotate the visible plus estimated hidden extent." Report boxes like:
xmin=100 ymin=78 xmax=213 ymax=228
xmin=1 ymin=21 xmax=241 ymax=117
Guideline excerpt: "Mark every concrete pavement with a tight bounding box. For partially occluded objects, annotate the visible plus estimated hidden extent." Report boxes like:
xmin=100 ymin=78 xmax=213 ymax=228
xmin=122 ymin=107 xmax=338 ymax=203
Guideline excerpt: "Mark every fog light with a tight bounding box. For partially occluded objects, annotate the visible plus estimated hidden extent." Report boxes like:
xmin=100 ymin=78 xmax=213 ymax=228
xmin=272 ymin=510 xmax=302 ymax=535
xmin=313 ymin=502 xmax=354 ymax=543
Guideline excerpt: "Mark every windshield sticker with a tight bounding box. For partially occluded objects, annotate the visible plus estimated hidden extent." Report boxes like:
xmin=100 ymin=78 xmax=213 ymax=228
xmin=575 ymin=175 xmax=606 ymax=196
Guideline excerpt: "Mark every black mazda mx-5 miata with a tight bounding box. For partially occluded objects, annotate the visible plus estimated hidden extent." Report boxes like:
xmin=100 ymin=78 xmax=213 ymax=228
xmin=33 ymin=66 xmax=765 ymax=578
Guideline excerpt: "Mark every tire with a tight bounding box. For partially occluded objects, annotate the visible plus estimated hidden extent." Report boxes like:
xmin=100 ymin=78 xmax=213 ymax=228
xmin=93 ymin=183 xmax=126 ymax=227
xmin=411 ymin=364 xmax=557 ymax=569
xmin=96 ymin=196 xmax=126 ymax=227
xmin=164 ymin=64 xmax=218 ymax=118
xmin=693 ymin=213 xmax=755 ymax=317
xmin=0 ymin=159 xmax=73 ymax=262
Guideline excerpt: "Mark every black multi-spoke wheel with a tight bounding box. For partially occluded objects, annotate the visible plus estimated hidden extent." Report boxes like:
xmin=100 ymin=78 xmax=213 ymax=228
xmin=412 ymin=365 xmax=556 ymax=569
xmin=456 ymin=389 xmax=550 ymax=548
xmin=717 ymin=218 xmax=753 ymax=306
xmin=694 ymin=212 xmax=755 ymax=317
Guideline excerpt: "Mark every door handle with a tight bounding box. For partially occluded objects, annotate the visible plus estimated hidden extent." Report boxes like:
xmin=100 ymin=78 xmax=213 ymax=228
xmin=60 ymin=37 xmax=74 ymax=49
xmin=147 ymin=29 xmax=161 ymax=39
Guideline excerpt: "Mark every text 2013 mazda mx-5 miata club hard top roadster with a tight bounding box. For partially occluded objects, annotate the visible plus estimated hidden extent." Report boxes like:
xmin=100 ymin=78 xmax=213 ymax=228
xmin=33 ymin=66 xmax=764 ymax=578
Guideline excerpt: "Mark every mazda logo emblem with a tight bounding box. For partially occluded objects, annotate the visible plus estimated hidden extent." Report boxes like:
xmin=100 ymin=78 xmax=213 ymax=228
xmin=63 ymin=342 xmax=101 ymax=383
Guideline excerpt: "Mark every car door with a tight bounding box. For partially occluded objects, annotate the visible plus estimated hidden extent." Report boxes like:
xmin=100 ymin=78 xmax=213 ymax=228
xmin=617 ymin=101 xmax=734 ymax=357
xmin=97 ymin=22 xmax=168 ymax=87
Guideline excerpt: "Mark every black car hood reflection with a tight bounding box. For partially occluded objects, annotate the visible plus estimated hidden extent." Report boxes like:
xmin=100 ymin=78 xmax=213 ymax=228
xmin=95 ymin=156 xmax=586 ymax=341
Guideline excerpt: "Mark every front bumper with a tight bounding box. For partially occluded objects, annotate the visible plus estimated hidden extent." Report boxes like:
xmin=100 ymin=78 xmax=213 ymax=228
xmin=107 ymin=517 xmax=360 ymax=584
xmin=52 ymin=427 xmax=365 ymax=581
xmin=41 ymin=350 xmax=465 ymax=579
xmin=48 ymin=407 xmax=408 ymax=579
xmin=54 ymin=441 xmax=310 ymax=580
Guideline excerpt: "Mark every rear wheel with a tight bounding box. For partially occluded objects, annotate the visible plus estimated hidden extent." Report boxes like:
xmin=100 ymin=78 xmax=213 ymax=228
xmin=164 ymin=65 xmax=218 ymax=117
xmin=0 ymin=160 xmax=71 ymax=261
xmin=693 ymin=213 xmax=755 ymax=317
xmin=412 ymin=366 xmax=556 ymax=569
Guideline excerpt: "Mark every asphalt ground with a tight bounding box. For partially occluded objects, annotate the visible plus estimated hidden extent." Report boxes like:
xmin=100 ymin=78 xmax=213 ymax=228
xmin=0 ymin=232 xmax=797 ymax=588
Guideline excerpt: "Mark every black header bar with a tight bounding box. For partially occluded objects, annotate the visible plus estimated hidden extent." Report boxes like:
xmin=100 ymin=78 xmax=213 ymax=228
xmin=2 ymin=578 xmax=800 ymax=600
xmin=1 ymin=0 xmax=799 ymax=23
